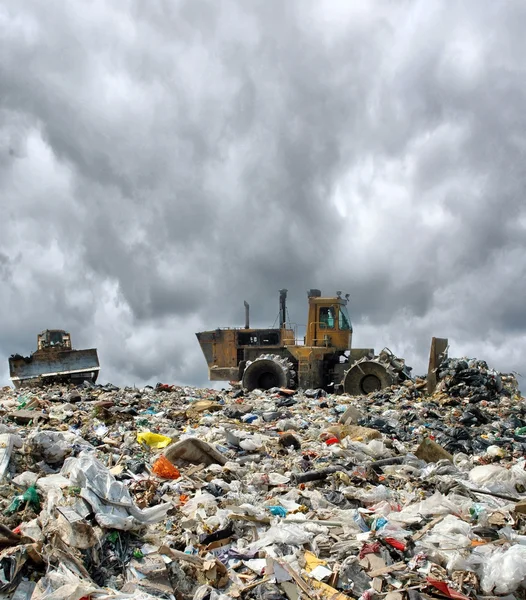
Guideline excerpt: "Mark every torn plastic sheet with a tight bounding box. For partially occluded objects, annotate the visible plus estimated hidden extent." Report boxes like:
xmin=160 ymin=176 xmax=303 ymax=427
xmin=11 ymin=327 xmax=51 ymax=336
xmin=61 ymin=452 xmax=171 ymax=530
xmin=0 ymin=542 xmax=42 ymax=593
xmin=246 ymin=523 xmax=313 ymax=551
xmin=10 ymin=579 xmax=36 ymax=600
xmin=125 ymin=552 xmax=173 ymax=597
xmin=0 ymin=546 xmax=28 ymax=593
xmin=467 ymin=461 xmax=526 ymax=498
xmin=27 ymin=430 xmax=93 ymax=464
xmin=31 ymin=562 xmax=165 ymax=600
xmin=388 ymin=491 xmax=461 ymax=523
xmin=467 ymin=544 xmax=526 ymax=594
xmin=0 ymin=433 xmax=14 ymax=481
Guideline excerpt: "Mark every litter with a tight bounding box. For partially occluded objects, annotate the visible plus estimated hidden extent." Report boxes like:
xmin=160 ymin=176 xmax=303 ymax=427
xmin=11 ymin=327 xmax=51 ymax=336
xmin=0 ymin=352 xmax=524 ymax=598
xmin=151 ymin=455 xmax=180 ymax=479
xmin=136 ymin=432 xmax=172 ymax=449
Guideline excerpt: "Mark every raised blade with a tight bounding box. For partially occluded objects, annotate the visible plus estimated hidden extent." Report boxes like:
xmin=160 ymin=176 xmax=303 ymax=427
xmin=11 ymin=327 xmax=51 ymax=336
xmin=9 ymin=348 xmax=100 ymax=387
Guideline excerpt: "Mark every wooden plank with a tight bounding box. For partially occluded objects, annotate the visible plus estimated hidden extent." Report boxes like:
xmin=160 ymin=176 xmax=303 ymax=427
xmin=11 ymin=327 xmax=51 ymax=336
xmin=368 ymin=561 xmax=406 ymax=578
xmin=412 ymin=516 xmax=445 ymax=541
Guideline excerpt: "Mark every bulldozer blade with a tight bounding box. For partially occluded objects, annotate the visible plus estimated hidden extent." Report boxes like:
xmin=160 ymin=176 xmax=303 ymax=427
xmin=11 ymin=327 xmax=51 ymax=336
xmin=9 ymin=348 xmax=100 ymax=389
xmin=427 ymin=337 xmax=448 ymax=395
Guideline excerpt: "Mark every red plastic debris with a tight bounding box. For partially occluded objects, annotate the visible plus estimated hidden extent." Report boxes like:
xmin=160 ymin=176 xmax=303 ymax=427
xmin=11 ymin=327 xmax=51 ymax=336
xmin=426 ymin=578 xmax=470 ymax=600
xmin=383 ymin=537 xmax=406 ymax=551
xmin=325 ymin=436 xmax=339 ymax=446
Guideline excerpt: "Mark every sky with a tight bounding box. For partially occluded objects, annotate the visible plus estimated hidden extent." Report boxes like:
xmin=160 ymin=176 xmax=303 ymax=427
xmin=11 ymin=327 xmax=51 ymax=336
xmin=0 ymin=1 xmax=525 ymax=389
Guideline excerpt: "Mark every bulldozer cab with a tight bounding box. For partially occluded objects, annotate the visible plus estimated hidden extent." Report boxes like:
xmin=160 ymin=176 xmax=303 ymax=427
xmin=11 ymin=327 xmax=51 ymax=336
xmin=37 ymin=330 xmax=71 ymax=351
xmin=305 ymin=290 xmax=352 ymax=350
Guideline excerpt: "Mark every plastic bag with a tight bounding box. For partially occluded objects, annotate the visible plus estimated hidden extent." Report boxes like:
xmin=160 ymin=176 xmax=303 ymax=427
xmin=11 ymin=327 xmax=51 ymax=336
xmin=357 ymin=484 xmax=391 ymax=505
xmin=27 ymin=430 xmax=93 ymax=464
xmin=12 ymin=471 xmax=39 ymax=487
xmin=152 ymin=455 xmax=180 ymax=479
xmin=18 ymin=518 xmax=43 ymax=542
xmin=390 ymin=491 xmax=460 ymax=524
xmin=137 ymin=431 xmax=172 ymax=449
xmin=0 ymin=433 xmax=14 ymax=481
xmin=469 ymin=460 xmax=526 ymax=496
xmin=180 ymin=491 xmax=218 ymax=518
xmin=415 ymin=515 xmax=472 ymax=571
xmin=249 ymin=472 xmax=290 ymax=486
xmin=248 ymin=523 xmax=313 ymax=550
xmin=239 ymin=433 xmax=265 ymax=451
xmin=268 ymin=506 xmax=287 ymax=517
xmin=279 ymin=498 xmax=302 ymax=512
xmin=5 ymin=485 xmax=40 ymax=515
xmin=61 ymin=452 xmax=171 ymax=530
xmin=478 ymin=545 xmax=526 ymax=594
xmin=30 ymin=563 xmax=100 ymax=600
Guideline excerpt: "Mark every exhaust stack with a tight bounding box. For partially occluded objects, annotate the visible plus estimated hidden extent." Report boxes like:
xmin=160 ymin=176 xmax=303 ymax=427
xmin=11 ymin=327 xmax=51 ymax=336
xmin=279 ymin=289 xmax=288 ymax=328
xmin=244 ymin=301 xmax=250 ymax=329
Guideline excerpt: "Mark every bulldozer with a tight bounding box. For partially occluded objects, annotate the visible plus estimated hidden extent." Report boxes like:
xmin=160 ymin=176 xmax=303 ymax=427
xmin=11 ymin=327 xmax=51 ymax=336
xmin=9 ymin=330 xmax=100 ymax=389
xmin=196 ymin=289 xmax=442 ymax=395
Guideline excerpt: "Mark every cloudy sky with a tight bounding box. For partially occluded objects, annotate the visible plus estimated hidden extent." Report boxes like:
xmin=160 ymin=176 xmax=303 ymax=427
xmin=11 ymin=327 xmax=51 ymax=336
xmin=1 ymin=1 xmax=525 ymax=389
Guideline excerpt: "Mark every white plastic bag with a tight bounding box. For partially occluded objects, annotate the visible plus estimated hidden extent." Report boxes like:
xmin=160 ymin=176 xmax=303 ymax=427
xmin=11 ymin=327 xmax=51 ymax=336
xmin=469 ymin=461 xmax=526 ymax=496
xmin=61 ymin=452 xmax=171 ymax=530
xmin=28 ymin=430 xmax=92 ymax=463
xmin=31 ymin=563 xmax=100 ymax=600
xmin=390 ymin=491 xmax=459 ymax=523
xmin=248 ymin=523 xmax=313 ymax=550
xmin=478 ymin=545 xmax=526 ymax=594
xmin=415 ymin=515 xmax=472 ymax=571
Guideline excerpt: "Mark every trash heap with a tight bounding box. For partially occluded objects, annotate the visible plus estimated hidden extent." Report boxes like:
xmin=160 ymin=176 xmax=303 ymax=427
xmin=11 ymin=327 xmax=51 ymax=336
xmin=1 ymin=357 xmax=526 ymax=600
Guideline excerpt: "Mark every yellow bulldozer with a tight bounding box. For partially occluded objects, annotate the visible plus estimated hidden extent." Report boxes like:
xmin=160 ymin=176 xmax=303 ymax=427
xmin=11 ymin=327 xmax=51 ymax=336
xmin=9 ymin=329 xmax=100 ymax=389
xmin=196 ymin=289 xmax=448 ymax=395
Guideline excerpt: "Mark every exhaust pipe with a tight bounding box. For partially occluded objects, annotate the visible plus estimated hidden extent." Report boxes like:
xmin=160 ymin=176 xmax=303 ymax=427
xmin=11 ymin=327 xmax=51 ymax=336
xmin=244 ymin=301 xmax=250 ymax=329
xmin=279 ymin=289 xmax=288 ymax=328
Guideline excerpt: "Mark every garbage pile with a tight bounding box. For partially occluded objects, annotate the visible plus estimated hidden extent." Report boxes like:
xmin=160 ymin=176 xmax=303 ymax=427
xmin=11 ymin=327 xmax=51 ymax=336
xmin=1 ymin=357 xmax=526 ymax=599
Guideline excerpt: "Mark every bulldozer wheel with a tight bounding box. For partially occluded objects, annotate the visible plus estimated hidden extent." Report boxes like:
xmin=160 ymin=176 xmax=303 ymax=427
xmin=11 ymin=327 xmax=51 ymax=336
xmin=343 ymin=360 xmax=395 ymax=396
xmin=241 ymin=354 xmax=295 ymax=391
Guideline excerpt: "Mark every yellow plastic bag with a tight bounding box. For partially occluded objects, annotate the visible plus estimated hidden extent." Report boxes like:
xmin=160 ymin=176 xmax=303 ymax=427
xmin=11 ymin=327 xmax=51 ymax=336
xmin=137 ymin=431 xmax=172 ymax=449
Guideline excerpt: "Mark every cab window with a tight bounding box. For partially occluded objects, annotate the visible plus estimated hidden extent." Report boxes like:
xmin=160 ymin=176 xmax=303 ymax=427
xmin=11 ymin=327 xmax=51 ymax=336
xmin=338 ymin=305 xmax=352 ymax=331
xmin=49 ymin=331 xmax=64 ymax=345
xmin=319 ymin=307 xmax=335 ymax=328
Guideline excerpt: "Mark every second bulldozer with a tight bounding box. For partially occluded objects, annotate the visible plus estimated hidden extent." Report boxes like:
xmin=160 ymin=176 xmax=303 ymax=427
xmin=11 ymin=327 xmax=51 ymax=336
xmin=9 ymin=330 xmax=100 ymax=389
xmin=196 ymin=289 xmax=418 ymax=395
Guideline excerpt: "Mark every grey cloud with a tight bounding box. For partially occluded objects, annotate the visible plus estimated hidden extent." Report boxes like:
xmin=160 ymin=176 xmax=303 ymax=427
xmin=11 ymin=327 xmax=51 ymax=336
xmin=0 ymin=0 xmax=525 ymax=388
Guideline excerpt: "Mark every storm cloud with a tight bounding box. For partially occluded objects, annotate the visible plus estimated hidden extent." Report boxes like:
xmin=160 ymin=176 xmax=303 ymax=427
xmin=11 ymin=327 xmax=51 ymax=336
xmin=1 ymin=1 xmax=525 ymax=387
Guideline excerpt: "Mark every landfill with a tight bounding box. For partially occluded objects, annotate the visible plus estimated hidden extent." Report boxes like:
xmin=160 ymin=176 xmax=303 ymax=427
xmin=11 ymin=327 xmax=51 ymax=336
xmin=1 ymin=356 xmax=526 ymax=599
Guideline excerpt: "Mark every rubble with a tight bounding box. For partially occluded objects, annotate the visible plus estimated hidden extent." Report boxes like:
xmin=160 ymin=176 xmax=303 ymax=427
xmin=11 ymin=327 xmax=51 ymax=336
xmin=0 ymin=356 xmax=525 ymax=599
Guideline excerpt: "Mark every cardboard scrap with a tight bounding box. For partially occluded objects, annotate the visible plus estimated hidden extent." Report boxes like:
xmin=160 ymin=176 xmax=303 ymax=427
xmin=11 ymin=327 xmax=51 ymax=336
xmin=186 ymin=400 xmax=223 ymax=418
xmin=338 ymin=406 xmax=364 ymax=425
xmin=415 ymin=438 xmax=453 ymax=463
xmin=310 ymin=579 xmax=353 ymax=600
xmin=326 ymin=425 xmax=381 ymax=442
